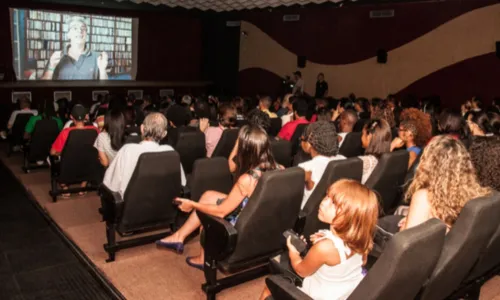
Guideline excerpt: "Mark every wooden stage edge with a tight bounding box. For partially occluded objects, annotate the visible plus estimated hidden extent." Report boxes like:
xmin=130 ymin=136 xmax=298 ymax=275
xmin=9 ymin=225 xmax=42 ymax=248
xmin=0 ymin=80 xmax=212 ymax=89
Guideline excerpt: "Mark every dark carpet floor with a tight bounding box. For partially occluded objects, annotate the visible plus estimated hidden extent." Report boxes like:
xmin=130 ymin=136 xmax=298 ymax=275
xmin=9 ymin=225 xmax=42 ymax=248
xmin=0 ymin=162 xmax=113 ymax=300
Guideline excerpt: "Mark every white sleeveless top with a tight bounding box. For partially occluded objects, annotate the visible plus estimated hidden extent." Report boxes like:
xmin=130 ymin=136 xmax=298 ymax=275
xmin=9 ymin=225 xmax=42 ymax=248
xmin=299 ymin=230 xmax=364 ymax=300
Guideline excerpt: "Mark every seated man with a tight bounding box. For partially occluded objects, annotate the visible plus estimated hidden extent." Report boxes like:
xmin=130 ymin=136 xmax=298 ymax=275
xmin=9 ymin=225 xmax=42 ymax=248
xmin=337 ymin=109 xmax=358 ymax=148
xmin=278 ymin=98 xmax=309 ymax=141
xmin=259 ymin=95 xmax=278 ymax=119
xmin=103 ymin=113 xmax=186 ymax=198
xmin=299 ymin=121 xmax=346 ymax=209
xmin=50 ymin=104 xmax=99 ymax=156
xmin=7 ymin=97 xmax=38 ymax=130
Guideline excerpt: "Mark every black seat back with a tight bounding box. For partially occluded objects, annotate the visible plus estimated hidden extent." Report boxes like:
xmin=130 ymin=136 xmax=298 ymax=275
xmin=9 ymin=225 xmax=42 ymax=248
xmin=348 ymin=219 xmax=447 ymax=300
xmin=339 ymin=132 xmax=364 ymax=158
xmin=270 ymin=139 xmax=292 ymax=168
xmin=212 ymin=128 xmax=239 ymax=159
xmin=224 ymin=168 xmax=305 ymax=265
xmin=466 ymin=192 xmax=500 ymax=281
xmin=268 ymin=118 xmax=282 ymax=137
xmin=302 ymin=158 xmax=363 ymax=237
xmin=174 ymin=130 xmax=206 ymax=175
xmin=419 ymin=195 xmax=500 ymax=300
xmin=59 ymin=129 xmax=100 ymax=184
xmin=353 ymin=118 xmax=369 ymax=132
xmin=124 ymin=134 xmax=141 ymax=144
xmin=290 ymin=124 xmax=308 ymax=156
xmin=119 ymin=151 xmax=182 ymax=234
xmin=10 ymin=113 xmax=33 ymax=145
xmin=364 ymin=151 xmax=409 ymax=214
xmin=27 ymin=119 xmax=60 ymax=162
xmin=190 ymin=157 xmax=233 ymax=202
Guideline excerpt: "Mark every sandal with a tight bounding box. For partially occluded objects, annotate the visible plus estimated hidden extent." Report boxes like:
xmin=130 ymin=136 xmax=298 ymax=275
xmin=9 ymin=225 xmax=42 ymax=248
xmin=186 ymin=257 xmax=204 ymax=271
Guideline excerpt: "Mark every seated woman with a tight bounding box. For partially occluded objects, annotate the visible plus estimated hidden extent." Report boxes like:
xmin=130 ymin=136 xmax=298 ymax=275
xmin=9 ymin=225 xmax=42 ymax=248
xmin=466 ymin=111 xmax=495 ymax=137
xmin=24 ymin=99 xmax=63 ymax=140
xmin=259 ymin=179 xmax=379 ymax=300
xmin=469 ymin=135 xmax=500 ymax=191
xmin=390 ymin=120 xmax=424 ymax=169
xmin=299 ymin=121 xmax=346 ymax=209
xmin=94 ymin=110 xmax=126 ymax=167
xmin=200 ymin=103 xmax=237 ymax=157
xmin=156 ymin=125 xmax=281 ymax=269
xmin=437 ymin=109 xmax=465 ymax=140
xmin=358 ymin=119 xmax=392 ymax=184
xmin=381 ymin=135 xmax=491 ymax=233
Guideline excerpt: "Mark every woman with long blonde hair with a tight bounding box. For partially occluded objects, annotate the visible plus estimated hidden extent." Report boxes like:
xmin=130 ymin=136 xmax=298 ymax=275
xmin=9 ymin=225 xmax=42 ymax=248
xmin=260 ymin=179 xmax=379 ymax=300
xmin=399 ymin=135 xmax=491 ymax=231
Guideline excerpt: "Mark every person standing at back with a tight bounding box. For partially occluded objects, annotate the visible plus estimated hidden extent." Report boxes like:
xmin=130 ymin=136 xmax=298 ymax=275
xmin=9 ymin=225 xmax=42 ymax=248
xmin=315 ymin=73 xmax=328 ymax=98
xmin=278 ymin=99 xmax=309 ymax=141
xmin=293 ymin=71 xmax=304 ymax=95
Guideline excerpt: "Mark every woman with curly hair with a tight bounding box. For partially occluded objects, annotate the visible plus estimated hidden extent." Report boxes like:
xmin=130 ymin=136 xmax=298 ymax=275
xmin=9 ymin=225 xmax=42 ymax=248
xmin=371 ymin=99 xmax=396 ymax=128
xmin=469 ymin=136 xmax=500 ymax=191
xmin=384 ymin=135 xmax=491 ymax=233
xmin=391 ymin=108 xmax=433 ymax=168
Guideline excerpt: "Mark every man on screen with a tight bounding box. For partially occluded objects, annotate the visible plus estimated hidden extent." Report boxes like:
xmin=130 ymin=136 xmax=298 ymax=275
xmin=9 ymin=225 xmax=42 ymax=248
xmin=42 ymin=16 xmax=108 ymax=80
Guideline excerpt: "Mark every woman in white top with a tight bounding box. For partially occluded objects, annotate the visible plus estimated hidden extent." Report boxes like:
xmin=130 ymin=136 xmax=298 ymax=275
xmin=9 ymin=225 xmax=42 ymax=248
xmin=94 ymin=110 xmax=126 ymax=167
xmin=299 ymin=121 xmax=346 ymax=209
xmin=260 ymin=179 xmax=379 ymax=300
xmin=358 ymin=119 xmax=392 ymax=184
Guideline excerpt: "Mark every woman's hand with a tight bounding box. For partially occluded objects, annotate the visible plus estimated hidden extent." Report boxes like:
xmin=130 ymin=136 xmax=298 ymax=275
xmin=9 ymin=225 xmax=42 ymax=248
xmin=391 ymin=137 xmax=405 ymax=151
xmin=398 ymin=217 xmax=407 ymax=229
xmin=305 ymin=171 xmax=315 ymax=191
xmin=176 ymin=198 xmax=195 ymax=213
xmin=199 ymin=118 xmax=210 ymax=133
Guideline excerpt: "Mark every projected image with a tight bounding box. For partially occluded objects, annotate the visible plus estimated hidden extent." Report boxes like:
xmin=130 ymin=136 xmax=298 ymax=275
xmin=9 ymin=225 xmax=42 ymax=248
xmin=10 ymin=9 xmax=138 ymax=80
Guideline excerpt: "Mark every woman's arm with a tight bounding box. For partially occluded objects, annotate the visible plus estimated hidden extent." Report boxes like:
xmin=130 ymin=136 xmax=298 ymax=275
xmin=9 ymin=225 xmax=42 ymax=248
xmin=401 ymin=189 xmax=432 ymax=231
xmin=191 ymin=174 xmax=253 ymax=219
xmin=98 ymin=151 xmax=110 ymax=167
xmin=288 ymin=239 xmax=339 ymax=278
xmin=228 ymin=139 xmax=239 ymax=173
xmin=408 ymin=151 xmax=417 ymax=170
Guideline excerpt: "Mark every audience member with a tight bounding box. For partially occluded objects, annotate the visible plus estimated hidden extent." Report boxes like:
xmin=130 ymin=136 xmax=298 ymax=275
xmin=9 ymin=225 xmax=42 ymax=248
xmin=354 ymin=98 xmax=370 ymax=119
xmin=277 ymin=94 xmax=293 ymax=118
xmin=260 ymin=179 xmax=378 ymax=300
xmin=50 ymin=104 xmax=99 ymax=156
xmin=337 ymin=110 xmax=358 ymax=148
xmin=232 ymin=97 xmax=247 ymax=120
xmin=467 ymin=111 xmax=494 ymax=137
xmin=165 ymin=104 xmax=193 ymax=146
xmin=281 ymin=95 xmax=295 ymax=126
xmin=200 ymin=103 xmax=237 ymax=157
xmin=156 ymin=125 xmax=281 ymax=269
xmin=94 ymin=110 xmax=126 ymax=167
xmin=469 ymin=136 xmax=500 ymax=191
xmin=246 ymin=109 xmax=271 ymax=132
xmin=299 ymin=121 xmax=346 ymax=208
xmin=24 ymin=99 xmax=63 ymax=140
xmin=123 ymin=106 xmax=140 ymax=136
xmin=437 ymin=109 xmax=465 ymax=140
xmin=488 ymin=112 xmax=500 ymax=135
xmin=316 ymin=107 xmax=333 ymax=122
xmin=278 ymin=99 xmax=309 ymax=141
xmin=371 ymin=100 xmax=396 ymax=128
xmin=314 ymin=73 xmax=328 ymax=98
xmin=7 ymin=97 xmax=38 ymax=130
xmin=359 ymin=119 xmax=391 ymax=184
xmin=259 ymin=96 xmax=278 ymax=118
xmin=292 ymin=71 xmax=304 ymax=95
xmin=103 ymin=113 xmax=186 ymax=198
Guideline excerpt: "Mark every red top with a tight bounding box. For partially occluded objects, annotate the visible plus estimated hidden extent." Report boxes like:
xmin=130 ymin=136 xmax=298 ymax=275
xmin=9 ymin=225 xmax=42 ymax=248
xmin=278 ymin=118 xmax=309 ymax=141
xmin=51 ymin=126 xmax=100 ymax=153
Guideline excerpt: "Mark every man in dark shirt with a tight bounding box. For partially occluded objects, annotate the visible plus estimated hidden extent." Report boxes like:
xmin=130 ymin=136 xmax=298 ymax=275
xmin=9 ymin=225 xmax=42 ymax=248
xmin=315 ymin=73 xmax=329 ymax=98
xmin=42 ymin=16 xmax=108 ymax=80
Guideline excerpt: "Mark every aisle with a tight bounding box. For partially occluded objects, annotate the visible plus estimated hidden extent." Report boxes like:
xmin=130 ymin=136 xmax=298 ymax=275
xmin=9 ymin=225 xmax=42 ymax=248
xmin=0 ymin=162 xmax=113 ymax=300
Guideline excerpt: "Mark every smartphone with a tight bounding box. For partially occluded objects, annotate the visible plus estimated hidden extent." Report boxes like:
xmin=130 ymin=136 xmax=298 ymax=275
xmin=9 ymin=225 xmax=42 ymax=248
xmin=283 ymin=229 xmax=307 ymax=254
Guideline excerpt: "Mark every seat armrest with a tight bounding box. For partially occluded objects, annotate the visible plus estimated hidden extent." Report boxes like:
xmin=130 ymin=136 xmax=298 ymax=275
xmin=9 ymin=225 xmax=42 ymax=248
xmin=293 ymin=210 xmax=308 ymax=234
xmin=197 ymin=211 xmax=238 ymax=261
xmin=181 ymin=186 xmax=191 ymax=199
xmin=266 ymin=275 xmax=313 ymax=300
xmin=99 ymin=184 xmax=125 ymax=223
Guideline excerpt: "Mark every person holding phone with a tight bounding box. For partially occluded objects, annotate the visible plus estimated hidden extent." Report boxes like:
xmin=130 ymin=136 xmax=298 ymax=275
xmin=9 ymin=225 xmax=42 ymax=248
xmin=260 ymin=179 xmax=379 ymax=300
xmin=156 ymin=125 xmax=282 ymax=270
xmin=42 ymin=16 xmax=108 ymax=80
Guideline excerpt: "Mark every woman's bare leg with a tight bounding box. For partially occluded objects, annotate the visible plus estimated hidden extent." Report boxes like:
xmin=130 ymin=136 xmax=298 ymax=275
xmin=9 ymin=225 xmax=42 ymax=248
xmin=160 ymin=191 xmax=227 ymax=243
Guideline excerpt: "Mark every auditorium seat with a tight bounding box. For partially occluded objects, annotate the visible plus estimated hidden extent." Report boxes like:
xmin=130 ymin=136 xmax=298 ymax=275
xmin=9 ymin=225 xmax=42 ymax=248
xmin=268 ymin=118 xmax=282 ymax=137
xmin=211 ymin=128 xmax=239 ymax=159
xmin=99 ymin=151 xmax=182 ymax=262
xmin=49 ymin=129 xmax=102 ymax=202
xmin=265 ymin=219 xmax=447 ymax=300
xmin=290 ymin=124 xmax=308 ymax=156
xmin=353 ymin=118 xmax=369 ymax=133
xmin=299 ymin=158 xmax=363 ymax=237
xmin=174 ymin=130 xmax=206 ymax=175
xmin=364 ymin=151 xmax=409 ymax=214
xmin=188 ymin=157 xmax=233 ymax=202
xmin=338 ymin=132 xmax=364 ymax=158
xmin=270 ymin=139 xmax=292 ymax=168
xmin=197 ymin=167 xmax=305 ymax=299
xmin=22 ymin=119 xmax=60 ymax=173
xmin=124 ymin=134 xmax=141 ymax=144
xmin=7 ymin=113 xmax=33 ymax=156
xmin=417 ymin=194 xmax=500 ymax=300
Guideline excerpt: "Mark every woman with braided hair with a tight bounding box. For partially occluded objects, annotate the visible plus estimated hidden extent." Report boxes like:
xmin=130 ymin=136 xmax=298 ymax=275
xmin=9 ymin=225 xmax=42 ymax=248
xmin=298 ymin=121 xmax=346 ymax=209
